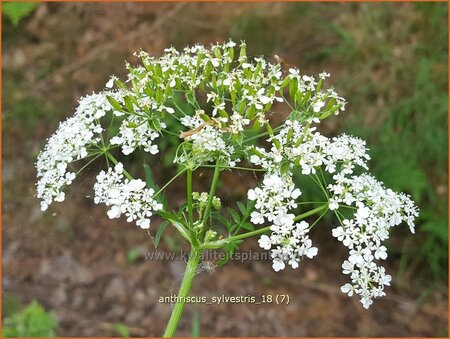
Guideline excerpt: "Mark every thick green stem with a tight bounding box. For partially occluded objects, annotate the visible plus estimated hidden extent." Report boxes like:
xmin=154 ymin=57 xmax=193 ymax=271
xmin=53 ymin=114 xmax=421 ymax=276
xmin=200 ymin=204 xmax=328 ymax=249
xmin=163 ymin=247 xmax=201 ymax=338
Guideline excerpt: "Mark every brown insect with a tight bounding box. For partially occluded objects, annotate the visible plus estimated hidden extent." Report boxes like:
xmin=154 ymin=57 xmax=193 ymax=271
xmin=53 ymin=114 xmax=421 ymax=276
xmin=179 ymin=118 xmax=223 ymax=139
xmin=274 ymin=54 xmax=296 ymax=74
xmin=179 ymin=123 xmax=207 ymax=139
xmin=274 ymin=54 xmax=286 ymax=65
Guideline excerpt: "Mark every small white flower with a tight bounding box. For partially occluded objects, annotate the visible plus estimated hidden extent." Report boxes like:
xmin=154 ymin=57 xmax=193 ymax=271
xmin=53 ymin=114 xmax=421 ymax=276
xmin=289 ymin=258 xmax=299 ymax=269
xmin=106 ymin=76 xmax=117 ymax=88
xmin=329 ymin=198 xmax=339 ymax=210
xmin=107 ymin=205 xmax=122 ymax=219
xmin=374 ymin=245 xmax=388 ymax=260
xmin=259 ymin=95 xmax=272 ymax=105
xmin=313 ymin=100 xmax=325 ymax=113
xmin=250 ymin=211 xmax=265 ymax=224
xmin=258 ymin=235 xmax=272 ymax=250
xmin=341 ymin=283 xmax=354 ymax=296
xmin=272 ymin=258 xmax=285 ymax=272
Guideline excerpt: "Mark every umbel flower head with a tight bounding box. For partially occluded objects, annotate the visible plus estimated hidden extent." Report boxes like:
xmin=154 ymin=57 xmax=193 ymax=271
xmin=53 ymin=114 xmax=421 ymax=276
xmin=36 ymin=39 xmax=418 ymax=309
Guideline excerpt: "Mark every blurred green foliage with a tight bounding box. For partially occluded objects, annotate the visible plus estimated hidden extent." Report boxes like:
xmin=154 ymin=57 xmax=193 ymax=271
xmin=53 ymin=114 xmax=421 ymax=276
xmin=2 ymin=2 xmax=38 ymax=26
xmin=127 ymin=247 xmax=141 ymax=264
xmin=2 ymin=294 xmax=22 ymax=319
xmin=2 ymin=300 xmax=58 ymax=337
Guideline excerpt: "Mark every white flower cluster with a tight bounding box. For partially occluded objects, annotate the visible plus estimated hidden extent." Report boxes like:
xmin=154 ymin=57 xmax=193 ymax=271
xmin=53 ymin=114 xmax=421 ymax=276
xmin=248 ymin=119 xmax=418 ymax=308
xmin=328 ymin=173 xmax=418 ymax=308
xmin=247 ymin=173 xmax=318 ymax=271
xmin=122 ymin=40 xmax=345 ymax=169
xmin=251 ymin=120 xmax=370 ymax=176
xmin=248 ymin=121 xmax=373 ymax=272
xmin=110 ymin=116 xmax=164 ymax=155
xmin=248 ymin=174 xmax=301 ymax=224
xmin=36 ymin=92 xmax=113 ymax=211
xmin=259 ymin=220 xmax=318 ymax=271
xmin=94 ymin=163 xmax=163 ymax=229
xmin=176 ymin=113 xmax=238 ymax=167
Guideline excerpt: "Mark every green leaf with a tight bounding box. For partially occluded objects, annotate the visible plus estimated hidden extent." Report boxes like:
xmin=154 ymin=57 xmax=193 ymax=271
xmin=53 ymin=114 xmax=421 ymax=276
xmin=241 ymin=222 xmax=254 ymax=231
xmin=106 ymin=95 xmax=123 ymax=112
xmin=3 ymin=2 xmax=38 ymax=26
xmin=114 ymin=323 xmax=130 ymax=338
xmin=155 ymin=221 xmax=169 ymax=248
xmin=124 ymin=96 xmax=134 ymax=113
xmin=211 ymin=213 xmax=231 ymax=230
xmin=236 ymin=201 xmax=247 ymax=216
xmin=218 ymin=242 xmax=239 ymax=266
xmin=115 ymin=79 xmax=128 ymax=90
xmin=143 ymin=164 xmax=159 ymax=190
xmin=228 ymin=208 xmax=241 ymax=224
xmin=150 ymin=118 xmax=161 ymax=132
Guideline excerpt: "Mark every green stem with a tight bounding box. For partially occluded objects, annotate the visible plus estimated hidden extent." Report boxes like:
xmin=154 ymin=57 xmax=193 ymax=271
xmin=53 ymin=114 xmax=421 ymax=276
xmin=74 ymin=153 xmax=103 ymax=176
xmin=201 ymin=161 xmax=221 ymax=234
xmin=187 ymin=169 xmax=194 ymax=227
xmin=105 ymin=152 xmax=133 ymax=180
xmin=293 ymin=204 xmax=328 ymax=221
xmin=201 ymin=204 xmax=328 ymax=249
xmin=163 ymin=247 xmax=201 ymax=338
xmin=154 ymin=168 xmax=187 ymax=198
xmin=162 ymin=128 xmax=180 ymax=137
xmin=242 ymin=124 xmax=284 ymax=144
xmin=198 ymin=164 xmax=265 ymax=172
